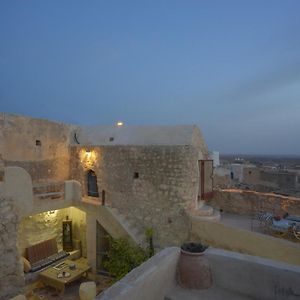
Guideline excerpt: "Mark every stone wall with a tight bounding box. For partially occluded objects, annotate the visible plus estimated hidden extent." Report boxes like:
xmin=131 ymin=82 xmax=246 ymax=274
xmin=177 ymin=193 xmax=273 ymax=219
xmin=70 ymin=206 xmax=87 ymax=257
xmin=238 ymin=167 xmax=300 ymax=197
xmin=0 ymin=196 xmax=24 ymax=299
xmin=70 ymin=145 xmax=201 ymax=248
xmin=18 ymin=208 xmax=70 ymax=256
xmin=214 ymin=167 xmax=232 ymax=189
xmin=0 ymin=113 xmax=74 ymax=183
xmin=210 ymin=189 xmax=300 ymax=216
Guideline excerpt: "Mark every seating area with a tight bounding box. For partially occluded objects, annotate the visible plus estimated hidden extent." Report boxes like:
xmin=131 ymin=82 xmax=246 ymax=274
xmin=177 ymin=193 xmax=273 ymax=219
xmin=19 ymin=238 xmax=114 ymax=300
xmin=22 ymin=264 xmax=113 ymax=300
xmin=24 ymin=238 xmax=70 ymax=273
xmin=30 ymin=251 xmax=70 ymax=273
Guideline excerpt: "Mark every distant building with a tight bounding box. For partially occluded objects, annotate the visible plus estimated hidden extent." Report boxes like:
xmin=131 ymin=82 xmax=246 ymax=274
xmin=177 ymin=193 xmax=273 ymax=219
xmin=209 ymin=151 xmax=220 ymax=167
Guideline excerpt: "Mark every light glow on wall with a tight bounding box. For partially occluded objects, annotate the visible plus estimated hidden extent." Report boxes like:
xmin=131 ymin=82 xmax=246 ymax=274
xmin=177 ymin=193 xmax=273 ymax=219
xmin=45 ymin=210 xmax=58 ymax=220
xmin=79 ymin=148 xmax=97 ymax=168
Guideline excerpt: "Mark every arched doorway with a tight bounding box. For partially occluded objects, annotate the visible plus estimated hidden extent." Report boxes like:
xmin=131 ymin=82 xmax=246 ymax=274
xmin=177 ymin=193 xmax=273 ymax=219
xmin=87 ymin=170 xmax=99 ymax=197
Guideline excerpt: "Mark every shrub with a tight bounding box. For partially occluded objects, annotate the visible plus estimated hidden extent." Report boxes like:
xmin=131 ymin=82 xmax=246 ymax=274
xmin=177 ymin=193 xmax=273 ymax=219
xmin=145 ymin=227 xmax=154 ymax=258
xmin=103 ymin=238 xmax=147 ymax=280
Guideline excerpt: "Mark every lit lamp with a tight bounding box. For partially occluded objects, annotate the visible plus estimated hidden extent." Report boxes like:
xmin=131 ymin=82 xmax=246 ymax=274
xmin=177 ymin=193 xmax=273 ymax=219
xmin=116 ymin=121 xmax=124 ymax=127
xmin=85 ymin=149 xmax=92 ymax=159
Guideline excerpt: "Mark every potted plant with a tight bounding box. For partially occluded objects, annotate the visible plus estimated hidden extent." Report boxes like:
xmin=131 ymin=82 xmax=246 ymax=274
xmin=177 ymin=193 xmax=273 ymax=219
xmin=178 ymin=242 xmax=212 ymax=289
xmin=181 ymin=242 xmax=208 ymax=253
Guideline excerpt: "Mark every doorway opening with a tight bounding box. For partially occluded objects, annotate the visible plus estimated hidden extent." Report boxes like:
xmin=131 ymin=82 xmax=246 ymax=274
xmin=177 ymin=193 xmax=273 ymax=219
xmin=198 ymin=160 xmax=214 ymax=201
xmin=96 ymin=221 xmax=111 ymax=275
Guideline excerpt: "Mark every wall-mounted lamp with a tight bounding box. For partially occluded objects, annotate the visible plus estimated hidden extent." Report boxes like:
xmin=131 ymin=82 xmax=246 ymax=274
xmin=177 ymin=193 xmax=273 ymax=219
xmin=45 ymin=210 xmax=58 ymax=219
xmin=80 ymin=148 xmax=97 ymax=168
xmin=85 ymin=150 xmax=92 ymax=159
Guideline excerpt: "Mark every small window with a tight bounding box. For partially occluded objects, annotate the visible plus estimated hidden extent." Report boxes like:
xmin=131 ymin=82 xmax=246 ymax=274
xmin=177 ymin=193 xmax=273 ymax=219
xmin=109 ymin=137 xmax=114 ymax=142
xmin=87 ymin=170 xmax=99 ymax=197
xmin=133 ymin=172 xmax=139 ymax=179
xmin=248 ymin=171 xmax=252 ymax=175
xmin=36 ymin=140 xmax=41 ymax=146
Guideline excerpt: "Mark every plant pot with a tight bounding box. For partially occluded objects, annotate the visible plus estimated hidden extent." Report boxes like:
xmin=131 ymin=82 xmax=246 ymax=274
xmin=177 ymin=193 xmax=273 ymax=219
xmin=178 ymin=247 xmax=212 ymax=289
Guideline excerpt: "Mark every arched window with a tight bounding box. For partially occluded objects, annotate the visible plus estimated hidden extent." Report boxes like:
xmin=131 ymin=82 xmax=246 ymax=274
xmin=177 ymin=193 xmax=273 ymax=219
xmin=87 ymin=170 xmax=99 ymax=197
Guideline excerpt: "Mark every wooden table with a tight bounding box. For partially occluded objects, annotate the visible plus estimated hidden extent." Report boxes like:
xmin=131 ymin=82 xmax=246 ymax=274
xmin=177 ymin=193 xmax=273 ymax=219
xmin=39 ymin=259 xmax=91 ymax=294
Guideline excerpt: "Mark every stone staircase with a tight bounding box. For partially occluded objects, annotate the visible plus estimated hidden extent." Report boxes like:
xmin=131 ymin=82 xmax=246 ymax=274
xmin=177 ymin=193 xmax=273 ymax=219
xmin=108 ymin=206 xmax=147 ymax=249
xmin=191 ymin=200 xmax=221 ymax=221
xmin=80 ymin=198 xmax=147 ymax=249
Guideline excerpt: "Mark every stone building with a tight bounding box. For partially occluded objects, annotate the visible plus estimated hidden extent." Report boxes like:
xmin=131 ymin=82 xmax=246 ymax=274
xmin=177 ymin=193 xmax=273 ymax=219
xmin=0 ymin=113 xmax=216 ymax=299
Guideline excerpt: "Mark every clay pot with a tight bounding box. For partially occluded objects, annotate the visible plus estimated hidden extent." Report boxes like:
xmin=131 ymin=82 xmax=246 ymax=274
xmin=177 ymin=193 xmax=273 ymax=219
xmin=178 ymin=248 xmax=212 ymax=289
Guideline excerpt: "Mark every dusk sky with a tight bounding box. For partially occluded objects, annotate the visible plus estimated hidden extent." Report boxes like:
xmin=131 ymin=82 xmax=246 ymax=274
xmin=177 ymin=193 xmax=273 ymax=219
xmin=0 ymin=1 xmax=300 ymax=155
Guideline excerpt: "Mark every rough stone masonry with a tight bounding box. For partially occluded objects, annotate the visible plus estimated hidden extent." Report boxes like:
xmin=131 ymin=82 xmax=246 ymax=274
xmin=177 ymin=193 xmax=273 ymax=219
xmin=0 ymin=196 xmax=24 ymax=299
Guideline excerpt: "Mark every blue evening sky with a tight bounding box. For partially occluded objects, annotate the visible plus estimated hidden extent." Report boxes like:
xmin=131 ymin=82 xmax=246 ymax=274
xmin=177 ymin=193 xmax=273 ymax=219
xmin=0 ymin=1 xmax=300 ymax=155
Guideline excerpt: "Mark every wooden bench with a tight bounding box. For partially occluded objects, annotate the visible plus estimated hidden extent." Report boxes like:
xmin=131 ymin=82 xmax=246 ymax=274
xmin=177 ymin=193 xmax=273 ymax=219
xmin=25 ymin=238 xmax=69 ymax=272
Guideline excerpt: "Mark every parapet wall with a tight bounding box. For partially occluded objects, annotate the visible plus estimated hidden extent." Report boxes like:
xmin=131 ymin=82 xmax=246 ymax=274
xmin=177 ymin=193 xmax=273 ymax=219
xmin=98 ymin=247 xmax=300 ymax=300
xmin=97 ymin=247 xmax=180 ymax=300
xmin=191 ymin=217 xmax=300 ymax=266
xmin=211 ymin=189 xmax=300 ymax=216
xmin=206 ymin=247 xmax=300 ymax=300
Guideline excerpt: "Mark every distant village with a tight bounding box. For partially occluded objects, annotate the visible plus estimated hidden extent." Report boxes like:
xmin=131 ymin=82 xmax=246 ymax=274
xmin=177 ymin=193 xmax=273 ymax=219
xmin=215 ymin=154 xmax=300 ymax=197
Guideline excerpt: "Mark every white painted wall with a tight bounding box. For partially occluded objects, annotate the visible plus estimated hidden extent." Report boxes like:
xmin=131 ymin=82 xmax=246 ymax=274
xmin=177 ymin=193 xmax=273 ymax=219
xmin=97 ymin=247 xmax=300 ymax=300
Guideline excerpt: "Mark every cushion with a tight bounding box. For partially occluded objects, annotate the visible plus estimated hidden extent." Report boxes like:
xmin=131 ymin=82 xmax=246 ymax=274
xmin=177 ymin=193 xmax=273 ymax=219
xmin=22 ymin=256 xmax=31 ymax=273
xmin=26 ymin=238 xmax=58 ymax=264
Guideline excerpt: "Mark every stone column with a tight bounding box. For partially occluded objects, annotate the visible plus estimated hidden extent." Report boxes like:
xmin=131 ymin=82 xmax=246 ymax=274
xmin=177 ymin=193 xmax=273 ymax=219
xmin=0 ymin=196 xmax=25 ymax=299
xmin=86 ymin=213 xmax=97 ymax=273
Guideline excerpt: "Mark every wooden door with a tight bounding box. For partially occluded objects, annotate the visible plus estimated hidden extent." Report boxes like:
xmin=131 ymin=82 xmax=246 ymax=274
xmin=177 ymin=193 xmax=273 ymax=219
xmin=199 ymin=160 xmax=214 ymax=200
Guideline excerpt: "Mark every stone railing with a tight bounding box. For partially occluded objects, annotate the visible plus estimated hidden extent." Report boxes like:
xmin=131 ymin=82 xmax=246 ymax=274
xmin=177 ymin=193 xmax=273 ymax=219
xmin=33 ymin=181 xmax=65 ymax=201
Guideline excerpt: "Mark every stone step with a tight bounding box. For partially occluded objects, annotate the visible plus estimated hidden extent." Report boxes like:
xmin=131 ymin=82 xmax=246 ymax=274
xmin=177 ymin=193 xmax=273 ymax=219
xmin=193 ymin=210 xmax=221 ymax=222
xmin=110 ymin=207 xmax=119 ymax=214
xmin=198 ymin=200 xmax=206 ymax=209
xmin=196 ymin=204 xmax=214 ymax=216
xmin=82 ymin=197 xmax=101 ymax=206
xmin=107 ymin=206 xmax=146 ymax=248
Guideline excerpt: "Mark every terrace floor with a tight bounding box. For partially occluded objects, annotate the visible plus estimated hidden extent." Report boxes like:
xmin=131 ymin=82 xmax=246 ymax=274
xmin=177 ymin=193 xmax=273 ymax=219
xmin=220 ymin=212 xmax=262 ymax=232
xmin=220 ymin=212 xmax=300 ymax=244
xmin=165 ymin=285 xmax=254 ymax=300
